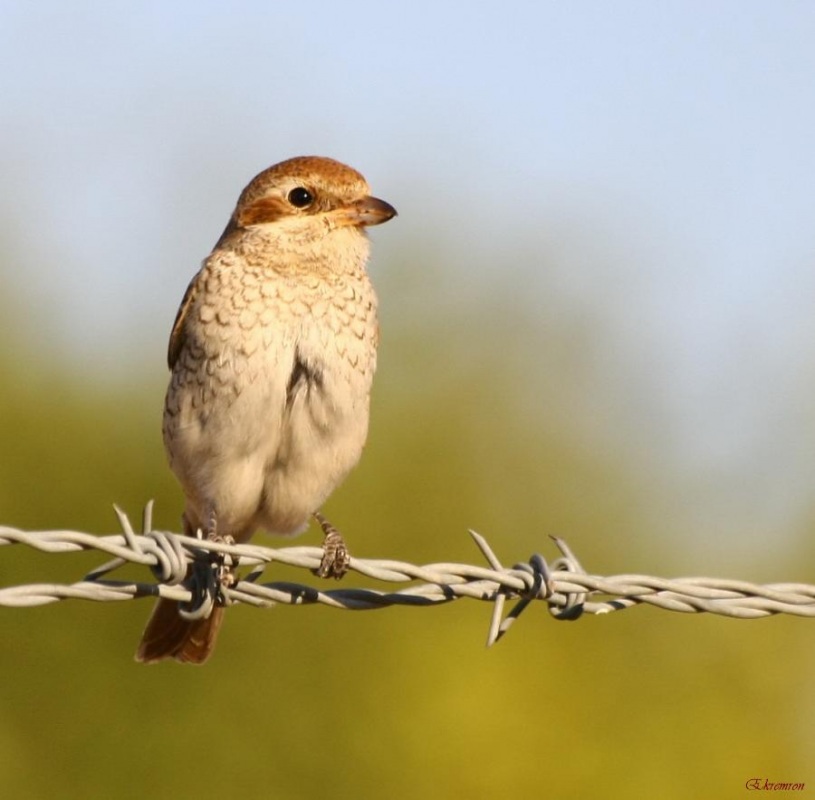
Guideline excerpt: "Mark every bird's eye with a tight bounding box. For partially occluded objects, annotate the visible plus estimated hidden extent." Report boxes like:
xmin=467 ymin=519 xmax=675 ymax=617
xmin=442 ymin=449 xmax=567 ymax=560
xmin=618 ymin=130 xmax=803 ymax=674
xmin=287 ymin=187 xmax=314 ymax=208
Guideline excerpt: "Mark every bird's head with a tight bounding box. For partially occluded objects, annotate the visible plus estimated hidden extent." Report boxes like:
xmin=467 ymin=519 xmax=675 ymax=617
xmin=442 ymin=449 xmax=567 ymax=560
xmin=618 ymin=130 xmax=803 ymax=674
xmin=216 ymin=156 xmax=396 ymax=251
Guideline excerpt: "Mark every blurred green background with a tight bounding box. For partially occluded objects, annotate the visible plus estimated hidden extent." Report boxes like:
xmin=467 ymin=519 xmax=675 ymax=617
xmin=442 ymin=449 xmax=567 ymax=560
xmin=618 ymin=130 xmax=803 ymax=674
xmin=2 ymin=2 xmax=815 ymax=798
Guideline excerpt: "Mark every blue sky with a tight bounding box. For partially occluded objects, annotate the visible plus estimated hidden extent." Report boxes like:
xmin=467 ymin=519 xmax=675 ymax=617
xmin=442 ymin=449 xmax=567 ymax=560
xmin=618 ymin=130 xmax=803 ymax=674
xmin=2 ymin=1 xmax=815 ymax=554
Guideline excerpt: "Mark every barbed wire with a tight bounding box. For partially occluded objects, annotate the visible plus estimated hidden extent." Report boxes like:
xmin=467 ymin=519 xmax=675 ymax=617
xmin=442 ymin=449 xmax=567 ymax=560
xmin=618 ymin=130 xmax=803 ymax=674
xmin=1 ymin=502 xmax=813 ymax=645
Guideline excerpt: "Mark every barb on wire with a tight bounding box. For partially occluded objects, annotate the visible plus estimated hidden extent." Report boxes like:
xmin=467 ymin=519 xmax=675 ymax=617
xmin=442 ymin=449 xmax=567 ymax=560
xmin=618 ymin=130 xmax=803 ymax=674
xmin=1 ymin=502 xmax=814 ymax=647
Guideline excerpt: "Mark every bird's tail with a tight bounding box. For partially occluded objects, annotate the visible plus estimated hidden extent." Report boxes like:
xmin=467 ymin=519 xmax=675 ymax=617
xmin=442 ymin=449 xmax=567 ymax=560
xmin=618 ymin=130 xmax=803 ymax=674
xmin=135 ymin=598 xmax=224 ymax=664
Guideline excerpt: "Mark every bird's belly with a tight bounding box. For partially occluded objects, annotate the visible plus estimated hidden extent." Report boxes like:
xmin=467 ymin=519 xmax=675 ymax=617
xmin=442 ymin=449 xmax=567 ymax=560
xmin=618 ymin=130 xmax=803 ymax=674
xmin=257 ymin=367 xmax=371 ymax=535
xmin=164 ymin=341 xmax=372 ymax=539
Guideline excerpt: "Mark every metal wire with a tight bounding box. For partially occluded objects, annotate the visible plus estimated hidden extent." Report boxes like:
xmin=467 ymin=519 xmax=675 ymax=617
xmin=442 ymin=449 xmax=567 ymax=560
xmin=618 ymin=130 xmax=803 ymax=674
xmin=1 ymin=502 xmax=813 ymax=645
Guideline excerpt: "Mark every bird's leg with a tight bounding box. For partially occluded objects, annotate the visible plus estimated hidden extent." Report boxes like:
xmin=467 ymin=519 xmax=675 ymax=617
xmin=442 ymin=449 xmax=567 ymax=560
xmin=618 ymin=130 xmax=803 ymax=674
xmin=313 ymin=511 xmax=351 ymax=579
xmin=194 ymin=507 xmax=236 ymax=608
xmin=205 ymin=506 xmax=219 ymax=540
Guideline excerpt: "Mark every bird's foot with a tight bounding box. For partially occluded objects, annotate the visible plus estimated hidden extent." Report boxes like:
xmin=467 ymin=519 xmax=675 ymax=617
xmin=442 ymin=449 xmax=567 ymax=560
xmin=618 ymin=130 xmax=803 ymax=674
xmin=212 ymin=535 xmax=237 ymax=606
xmin=188 ymin=509 xmax=237 ymax=610
xmin=313 ymin=511 xmax=351 ymax=579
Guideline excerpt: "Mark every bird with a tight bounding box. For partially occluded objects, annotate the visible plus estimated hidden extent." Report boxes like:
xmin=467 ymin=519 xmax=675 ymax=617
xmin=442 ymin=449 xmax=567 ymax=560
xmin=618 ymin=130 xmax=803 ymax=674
xmin=135 ymin=156 xmax=396 ymax=664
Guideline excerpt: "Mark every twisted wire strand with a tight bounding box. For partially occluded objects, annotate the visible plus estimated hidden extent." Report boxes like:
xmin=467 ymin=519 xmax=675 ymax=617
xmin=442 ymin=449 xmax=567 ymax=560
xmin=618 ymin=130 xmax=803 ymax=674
xmin=1 ymin=503 xmax=813 ymax=645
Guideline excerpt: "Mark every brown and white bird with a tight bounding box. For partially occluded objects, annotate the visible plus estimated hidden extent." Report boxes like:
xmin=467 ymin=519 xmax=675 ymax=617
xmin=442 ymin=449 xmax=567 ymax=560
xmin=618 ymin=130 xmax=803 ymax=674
xmin=135 ymin=156 xmax=396 ymax=664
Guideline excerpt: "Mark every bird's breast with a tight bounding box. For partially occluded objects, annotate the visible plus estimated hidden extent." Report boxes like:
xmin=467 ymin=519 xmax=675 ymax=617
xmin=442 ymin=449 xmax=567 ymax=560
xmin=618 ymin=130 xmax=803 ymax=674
xmin=165 ymin=257 xmax=378 ymax=443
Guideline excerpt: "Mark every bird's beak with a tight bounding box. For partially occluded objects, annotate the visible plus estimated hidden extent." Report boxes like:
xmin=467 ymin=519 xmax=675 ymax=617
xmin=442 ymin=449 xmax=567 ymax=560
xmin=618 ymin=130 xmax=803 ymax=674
xmin=335 ymin=196 xmax=397 ymax=228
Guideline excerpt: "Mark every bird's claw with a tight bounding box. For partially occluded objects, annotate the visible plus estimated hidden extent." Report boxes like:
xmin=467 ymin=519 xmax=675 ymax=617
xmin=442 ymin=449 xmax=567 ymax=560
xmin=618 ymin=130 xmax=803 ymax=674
xmin=313 ymin=512 xmax=351 ymax=579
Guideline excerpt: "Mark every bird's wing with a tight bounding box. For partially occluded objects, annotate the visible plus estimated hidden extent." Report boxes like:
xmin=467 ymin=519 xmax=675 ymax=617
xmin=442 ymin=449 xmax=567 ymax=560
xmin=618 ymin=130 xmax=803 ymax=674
xmin=167 ymin=275 xmax=198 ymax=369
